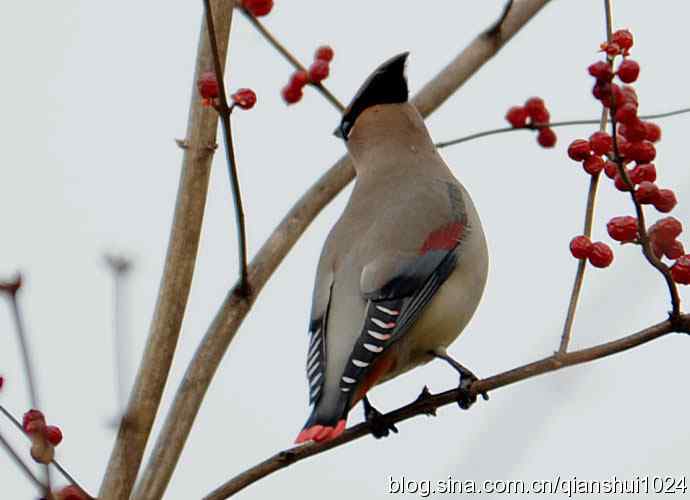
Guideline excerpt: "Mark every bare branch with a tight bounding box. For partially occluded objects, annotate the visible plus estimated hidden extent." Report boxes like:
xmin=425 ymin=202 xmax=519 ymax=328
xmin=205 ymin=314 xmax=690 ymax=499
xmin=0 ymin=429 xmax=45 ymax=493
xmin=132 ymin=2 xmax=553 ymax=498
xmin=98 ymin=2 xmax=236 ymax=498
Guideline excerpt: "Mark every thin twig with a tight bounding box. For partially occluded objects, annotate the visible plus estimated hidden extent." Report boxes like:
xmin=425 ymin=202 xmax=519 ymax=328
xmin=0 ymin=404 xmax=92 ymax=498
xmin=206 ymin=314 xmax=690 ymax=498
xmin=239 ymin=7 xmax=345 ymax=113
xmin=0 ymin=429 xmax=45 ymax=492
xmin=132 ymin=3 xmax=553 ymax=498
xmin=558 ymin=2 xmax=615 ymax=354
xmin=435 ymin=108 xmax=690 ymax=149
xmin=98 ymin=2 xmax=236 ymax=498
xmin=205 ymin=0 xmax=250 ymax=295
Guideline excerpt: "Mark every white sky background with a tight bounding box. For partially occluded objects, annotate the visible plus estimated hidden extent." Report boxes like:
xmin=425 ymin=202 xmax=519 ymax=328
xmin=2 ymin=1 xmax=690 ymax=498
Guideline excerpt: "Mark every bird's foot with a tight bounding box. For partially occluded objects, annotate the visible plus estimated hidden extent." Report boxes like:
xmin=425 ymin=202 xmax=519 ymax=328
xmin=455 ymin=368 xmax=489 ymax=410
xmin=363 ymin=397 xmax=398 ymax=439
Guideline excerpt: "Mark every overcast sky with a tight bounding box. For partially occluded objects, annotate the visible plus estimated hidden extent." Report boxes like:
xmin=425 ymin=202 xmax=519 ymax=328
xmin=3 ymin=1 xmax=690 ymax=498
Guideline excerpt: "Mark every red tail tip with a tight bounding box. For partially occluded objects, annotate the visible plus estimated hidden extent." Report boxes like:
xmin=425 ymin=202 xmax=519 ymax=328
xmin=295 ymin=419 xmax=346 ymax=444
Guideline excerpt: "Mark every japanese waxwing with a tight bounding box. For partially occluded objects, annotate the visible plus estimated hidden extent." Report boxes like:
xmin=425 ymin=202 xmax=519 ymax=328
xmin=296 ymin=52 xmax=488 ymax=444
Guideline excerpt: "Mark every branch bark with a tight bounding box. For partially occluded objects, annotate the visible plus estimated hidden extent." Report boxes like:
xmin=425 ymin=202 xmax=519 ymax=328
xmin=205 ymin=314 xmax=690 ymax=499
xmin=98 ymin=2 xmax=235 ymax=498
xmin=132 ymin=1 xmax=552 ymax=498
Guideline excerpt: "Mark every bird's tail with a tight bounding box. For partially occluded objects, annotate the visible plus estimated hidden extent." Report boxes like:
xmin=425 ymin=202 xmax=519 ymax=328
xmin=295 ymin=398 xmax=349 ymax=444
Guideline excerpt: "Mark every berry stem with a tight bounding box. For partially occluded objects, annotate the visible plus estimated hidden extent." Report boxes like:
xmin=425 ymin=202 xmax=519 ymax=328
xmin=204 ymin=0 xmax=250 ymax=296
xmin=435 ymin=107 xmax=690 ymax=149
xmin=0 ymin=404 xmax=93 ymax=498
xmin=238 ymin=7 xmax=345 ymax=113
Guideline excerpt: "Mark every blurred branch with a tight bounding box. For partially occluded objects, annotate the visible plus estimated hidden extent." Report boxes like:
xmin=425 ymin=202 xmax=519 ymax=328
xmin=104 ymin=254 xmax=133 ymax=418
xmin=206 ymin=314 xmax=690 ymax=499
xmin=98 ymin=2 xmax=236 ymax=498
xmin=238 ymin=7 xmax=345 ymax=112
xmin=132 ymin=1 xmax=553 ymax=498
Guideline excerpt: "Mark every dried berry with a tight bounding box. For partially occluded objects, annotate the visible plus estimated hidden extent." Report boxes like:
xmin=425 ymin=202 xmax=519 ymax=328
xmin=588 ymin=61 xmax=613 ymax=81
xmin=281 ymin=84 xmax=303 ymax=105
xmin=308 ymin=60 xmax=330 ymax=83
xmin=643 ymin=122 xmax=661 ymax=143
xmin=314 ymin=45 xmax=334 ymax=62
xmin=570 ymin=236 xmax=593 ymax=259
xmin=665 ymin=241 xmax=685 ymax=260
xmin=44 ymin=425 xmax=63 ymax=446
xmin=627 ymin=141 xmax=656 ymax=163
xmin=617 ymin=59 xmax=640 ymax=83
xmin=634 ymin=181 xmax=660 ymax=204
xmin=231 ymin=88 xmax=257 ymax=110
xmin=197 ymin=71 xmax=219 ymax=100
xmin=649 ymin=217 xmax=683 ymax=247
xmin=505 ymin=106 xmax=528 ymax=128
xmin=612 ymin=29 xmax=634 ymax=52
xmin=242 ymin=0 xmax=274 ymax=16
xmin=589 ymin=131 xmax=613 ymax=155
xmin=583 ymin=155 xmax=605 ymax=175
xmin=567 ymin=139 xmax=591 ymax=161
xmin=537 ymin=127 xmax=557 ymax=148
xmin=588 ymin=242 xmax=614 ymax=268
xmin=654 ymin=189 xmax=677 ymax=213
xmin=671 ymin=255 xmax=690 ymax=285
xmin=606 ymin=216 xmax=638 ymax=242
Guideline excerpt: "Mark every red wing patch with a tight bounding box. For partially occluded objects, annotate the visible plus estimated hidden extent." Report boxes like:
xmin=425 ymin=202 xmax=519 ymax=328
xmin=419 ymin=222 xmax=464 ymax=255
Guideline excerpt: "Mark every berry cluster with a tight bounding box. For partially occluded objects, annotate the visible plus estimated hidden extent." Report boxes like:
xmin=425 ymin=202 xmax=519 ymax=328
xmin=570 ymin=236 xmax=614 ymax=268
xmin=282 ymin=45 xmax=334 ymax=104
xmin=566 ymin=29 xmax=688 ymax=283
xmin=22 ymin=409 xmax=63 ymax=464
xmin=242 ymin=0 xmax=274 ymax=17
xmin=197 ymin=72 xmax=257 ymax=110
xmin=505 ymin=97 xmax=556 ymax=148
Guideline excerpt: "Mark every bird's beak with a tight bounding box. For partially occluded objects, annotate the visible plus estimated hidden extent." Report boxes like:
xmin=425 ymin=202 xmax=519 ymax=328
xmin=333 ymin=125 xmax=344 ymax=139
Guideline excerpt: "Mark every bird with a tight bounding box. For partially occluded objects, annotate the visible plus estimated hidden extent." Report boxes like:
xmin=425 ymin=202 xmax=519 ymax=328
xmin=295 ymin=52 xmax=489 ymax=444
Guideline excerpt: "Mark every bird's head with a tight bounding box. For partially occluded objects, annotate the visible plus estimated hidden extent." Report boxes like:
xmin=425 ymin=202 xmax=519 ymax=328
xmin=335 ymin=52 xmax=409 ymax=141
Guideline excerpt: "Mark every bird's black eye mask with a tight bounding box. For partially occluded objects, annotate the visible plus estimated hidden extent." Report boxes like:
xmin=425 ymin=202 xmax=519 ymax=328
xmin=334 ymin=52 xmax=410 ymax=140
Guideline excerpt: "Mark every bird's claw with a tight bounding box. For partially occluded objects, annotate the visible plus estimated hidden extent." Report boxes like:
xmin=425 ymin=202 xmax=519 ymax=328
xmin=456 ymin=372 xmax=489 ymax=410
xmin=364 ymin=399 xmax=398 ymax=439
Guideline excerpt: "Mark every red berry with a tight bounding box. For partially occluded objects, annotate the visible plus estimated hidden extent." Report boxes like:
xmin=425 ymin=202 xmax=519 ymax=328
xmin=505 ymin=106 xmax=528 ymax=128
xmin=588 ymin=61 xmax=613 ymax=81
xmin=635 ymin=181 xmax=660 ymax=204
xmin=55 ymin=485 xmax=87 ymax=500
xmin=23 ymin=409 xmax=46 ymax=433
xmin=649 ymin=217 xmax=683 ymax=247
xmin=567 ymin=139 xmax=591 ymax=161
xmin=604 ymin=160 xmax=619 ymax=179
xmin=290 ymin=70 xmax=309 ymax=89
xmin=583 ymin=155 xmax=605 ymax=175
xmin=529 ymin=106 xmax=550 ymax=125
xmin=588 ymin=242 xmax=614 ymax=268
xmin=617 ymin=59 xmax=640 ymax=83
xmin=665 ymin=241 xmax=685 ymax=260
xmin=671 ymin=255 xmax=690 ymax=285
xmin=0 ymin=376 xmax=3 ymax=390
xmin=314 ymin=45 xmax=334 ymax=62
xmin=242 ymin=0 xmax=274 ymax=16
xmin=231 ymin=88 xmax=257 ymax=110
xmin=627 ymin=141 xmax=656 ymax=163
xmin=654 ymin=189 xmax=678 ymax=213
xmin=621 ymin=85 xmax=639 ymax=107
xmin=570 ymin=236 xmax=593 ymax=259
xmin=616 ymin=135 xmax=630 ymax=158
xmin=197 ymin=71 xmax=219 ymax=100
xmin=620 ymin=118 xmax=647 ymax=142
xmin=629 ymin=163 xmax=656 ymax=185
xmin=536 ymin=127 xmax=557 ymax=148
xmin=614 ymin=103 xmax=638 ymax=125
xmin=596 ymin=82 xmax=624 ymax=108
xmin=589 ymin=131 xmax=612 ymax=155
xmin=612 ymin=29 xmax=634 ymax=51
xmin=614 ymin=173 xmax=633 ymax=192
xmin=524 ymin=97 xmax=546 ymax=115
xmin=281 ymin=84 xmax=303 ymax=105
xmin=44 ymin=425 xmax=63 ymax=446
xmin=644 ymin=122 xmax=662 ymax=143
xmin=600 ymin=42 xmax=621 ymax=57
xmin=606 ymin=216 xmax=638 ymax=242
xmin=308 ymin=60 xmax=330 ymax=83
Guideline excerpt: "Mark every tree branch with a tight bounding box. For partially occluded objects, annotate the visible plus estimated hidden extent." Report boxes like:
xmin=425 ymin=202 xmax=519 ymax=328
xmin=0 ymin=429 xmax=45 ymax=493
xmin=132 ymin=1 xmax=553 ymax=498
xmin=205 ymin=314 xmax=690 ymax=499
xmin=98 ymin=2 xmax=236 ymax=498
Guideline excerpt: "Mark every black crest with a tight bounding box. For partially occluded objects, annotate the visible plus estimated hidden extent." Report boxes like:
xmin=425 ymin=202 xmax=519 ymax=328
xmin=335 ymin=52 xmax=409 ymax=140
